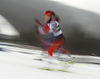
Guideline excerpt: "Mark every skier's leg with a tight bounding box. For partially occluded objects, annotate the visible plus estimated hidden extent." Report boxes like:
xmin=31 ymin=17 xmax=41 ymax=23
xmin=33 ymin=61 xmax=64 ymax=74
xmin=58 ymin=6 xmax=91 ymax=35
xmin=41 ymin=34 xmax=56 ymax=59
xmin=48 ymin=37 xmax=64 ymax=63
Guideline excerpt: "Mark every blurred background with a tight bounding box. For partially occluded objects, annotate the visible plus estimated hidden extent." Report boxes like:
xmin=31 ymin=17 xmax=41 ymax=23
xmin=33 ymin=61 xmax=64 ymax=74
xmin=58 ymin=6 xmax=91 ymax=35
xmin=0 ymin=0 xmax=100 ymax=56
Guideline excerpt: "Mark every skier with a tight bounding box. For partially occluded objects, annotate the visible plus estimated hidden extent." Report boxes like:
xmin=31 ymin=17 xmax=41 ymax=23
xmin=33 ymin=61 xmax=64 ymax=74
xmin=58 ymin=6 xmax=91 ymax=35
xmin=35 ymin=10 xmax=65 ymax=63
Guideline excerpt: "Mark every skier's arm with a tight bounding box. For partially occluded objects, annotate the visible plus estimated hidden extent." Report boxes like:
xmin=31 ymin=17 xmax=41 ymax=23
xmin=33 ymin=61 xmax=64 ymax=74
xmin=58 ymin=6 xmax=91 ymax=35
xmin=42 ymin=24 xmax=50 ymax=33
xmin=38 ymin=24 xmax=50 ymax=34
xmin=34 ymin=19 xmax=50 ymax=34
xmin=34 ymin=18 xmax=45 ymax=28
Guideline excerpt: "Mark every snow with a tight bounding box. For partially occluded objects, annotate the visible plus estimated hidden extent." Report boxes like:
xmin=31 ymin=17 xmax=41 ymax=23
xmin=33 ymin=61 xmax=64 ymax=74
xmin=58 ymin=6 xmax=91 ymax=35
xmin=0 ymin=43 xmax=100 ymax=79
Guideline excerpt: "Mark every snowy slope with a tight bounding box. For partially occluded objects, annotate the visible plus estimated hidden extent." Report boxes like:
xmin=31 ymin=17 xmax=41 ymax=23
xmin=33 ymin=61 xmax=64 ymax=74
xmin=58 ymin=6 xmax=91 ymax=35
xmin=0 ymin=42 xmax=100 ymax=79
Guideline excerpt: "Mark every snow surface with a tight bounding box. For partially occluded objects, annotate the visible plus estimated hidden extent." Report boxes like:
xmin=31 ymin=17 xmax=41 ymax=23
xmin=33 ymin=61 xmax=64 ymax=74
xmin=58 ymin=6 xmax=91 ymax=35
xmin=0 ymin=43 xmax=100 ymax=79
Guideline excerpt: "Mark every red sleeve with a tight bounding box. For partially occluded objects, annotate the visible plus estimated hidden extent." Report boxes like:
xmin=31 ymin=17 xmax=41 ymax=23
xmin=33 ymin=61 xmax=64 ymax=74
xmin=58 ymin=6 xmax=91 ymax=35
xmin=42 ymin=24 xmax=50 ymax=33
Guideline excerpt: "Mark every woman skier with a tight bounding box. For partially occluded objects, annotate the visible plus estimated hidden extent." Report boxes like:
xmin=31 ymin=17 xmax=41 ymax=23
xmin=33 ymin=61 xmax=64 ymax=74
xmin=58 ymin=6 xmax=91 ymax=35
xmin=35 ymin=10 xmax=66 ymax=63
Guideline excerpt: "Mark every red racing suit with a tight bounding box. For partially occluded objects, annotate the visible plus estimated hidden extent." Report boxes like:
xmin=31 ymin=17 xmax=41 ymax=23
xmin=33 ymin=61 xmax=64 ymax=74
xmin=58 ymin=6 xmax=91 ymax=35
xmin=39 ymin=19 xmax=65 ymax=56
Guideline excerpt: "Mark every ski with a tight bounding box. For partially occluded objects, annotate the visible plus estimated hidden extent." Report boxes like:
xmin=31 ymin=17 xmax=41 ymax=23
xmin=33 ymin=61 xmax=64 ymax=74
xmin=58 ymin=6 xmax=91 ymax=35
xmin=39 ymin=67 xmax=71 ymax=73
